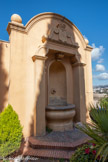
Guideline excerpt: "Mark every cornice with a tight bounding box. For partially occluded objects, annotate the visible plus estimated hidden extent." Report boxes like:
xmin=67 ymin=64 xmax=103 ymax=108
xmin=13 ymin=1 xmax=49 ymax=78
xmin=0 ymin=40 xmax=9 ymax=43
xmin=85 ymin=45 xmax=93 ymax=52
xmin=7 ymin=22 xmax=26 ymax=35
xmin=42 ymin=36 xmax=79 ymax=49
xmin=72 ymin=62 xmax=86 ymax=67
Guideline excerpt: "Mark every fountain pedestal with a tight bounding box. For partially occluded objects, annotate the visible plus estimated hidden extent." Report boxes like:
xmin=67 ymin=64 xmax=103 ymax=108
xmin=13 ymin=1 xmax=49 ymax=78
xmin=46 ymin=104 xmax=76 ymax=131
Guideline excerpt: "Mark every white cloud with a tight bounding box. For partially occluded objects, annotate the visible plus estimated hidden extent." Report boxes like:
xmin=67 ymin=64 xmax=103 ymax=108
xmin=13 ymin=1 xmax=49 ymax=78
xmin=91 ymin=43 xmax=105 ymax=61
xmin=94 ymin=73 xmax=108 ymax=80
xmin=83 ymin=35 xmax=88 ymax=39
xmin=97 ymin=58 xmax=104 ymax=63
xmin=96 ymin=64 xmax=105 ymax=72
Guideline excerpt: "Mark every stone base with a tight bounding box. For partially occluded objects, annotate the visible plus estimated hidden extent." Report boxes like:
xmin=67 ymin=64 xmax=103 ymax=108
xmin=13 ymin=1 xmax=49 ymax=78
xmin=47 ymin=122 xmax=74 ymax=131
xmin=46 ymin=104 xmax=75 ymax=131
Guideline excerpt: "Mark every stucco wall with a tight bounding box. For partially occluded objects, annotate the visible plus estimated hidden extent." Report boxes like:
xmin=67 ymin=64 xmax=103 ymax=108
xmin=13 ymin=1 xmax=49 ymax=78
xmin=0 ymin=40 xmax=10 ymax=112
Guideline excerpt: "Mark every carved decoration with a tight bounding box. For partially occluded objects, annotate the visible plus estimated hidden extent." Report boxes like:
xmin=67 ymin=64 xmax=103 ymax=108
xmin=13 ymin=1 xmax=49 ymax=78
xmin=71 ymin=54 xmax=81 ymax=64
xmin=71 ymin=54 xmax=86 ymax=67
xmin=55 ymin=53 xmax=64 ymax=61
xmin=32 ymin=55 xmax=47 ymax=62
xmin=42 ymin=23 xmax=79 ymax=47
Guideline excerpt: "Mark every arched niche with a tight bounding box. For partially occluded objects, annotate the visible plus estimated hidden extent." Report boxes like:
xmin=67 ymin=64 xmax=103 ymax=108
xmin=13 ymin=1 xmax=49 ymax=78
xmin=49 ymin=61 xmax=67 ymax=106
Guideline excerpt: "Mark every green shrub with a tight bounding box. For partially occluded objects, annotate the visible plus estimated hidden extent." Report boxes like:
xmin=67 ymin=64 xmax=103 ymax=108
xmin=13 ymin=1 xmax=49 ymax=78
xmin=70 ymin=144 xmax=99 ymax=162
xmin=0 ymin=104 xmax=23 ymax=158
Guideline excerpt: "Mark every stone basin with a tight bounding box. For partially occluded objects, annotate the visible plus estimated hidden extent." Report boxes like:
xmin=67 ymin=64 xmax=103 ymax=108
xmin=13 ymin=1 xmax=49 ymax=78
xmin=46 ymin=104 xmax=76 ymax=131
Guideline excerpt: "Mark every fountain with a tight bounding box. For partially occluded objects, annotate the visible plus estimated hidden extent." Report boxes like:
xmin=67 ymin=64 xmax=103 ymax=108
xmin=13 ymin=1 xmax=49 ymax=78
xmin=46 ymin=61 xmax=76 ymax=131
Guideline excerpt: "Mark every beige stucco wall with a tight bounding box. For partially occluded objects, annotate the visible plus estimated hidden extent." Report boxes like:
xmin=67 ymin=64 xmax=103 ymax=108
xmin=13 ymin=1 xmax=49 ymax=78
xmin=0 ymin=40 xmax=10 ymax=111
xmin=0 ymin=12 xmax=93 ymax=137
xmin=84 ymin=48 xmax=93 ymax=120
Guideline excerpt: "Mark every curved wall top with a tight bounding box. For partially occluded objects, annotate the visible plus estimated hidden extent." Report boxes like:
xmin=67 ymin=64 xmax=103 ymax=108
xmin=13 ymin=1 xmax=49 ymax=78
xmin=25 ymin=12 xmax=87 ymax=48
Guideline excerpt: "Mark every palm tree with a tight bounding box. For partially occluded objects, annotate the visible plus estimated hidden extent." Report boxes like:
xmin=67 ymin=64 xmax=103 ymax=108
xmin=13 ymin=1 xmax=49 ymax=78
xmin=78 ymin=105 xmax=108 ymax=162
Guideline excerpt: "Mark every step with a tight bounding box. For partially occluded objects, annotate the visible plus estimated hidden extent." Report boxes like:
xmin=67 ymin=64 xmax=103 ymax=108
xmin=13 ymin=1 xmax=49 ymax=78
xmin=28 ymin=136 xmax=90 ymax=150
xmin=23 ymin=147 xmax=74 ymax=160
xmin=23 ymin=130 xmax=91 ymax=160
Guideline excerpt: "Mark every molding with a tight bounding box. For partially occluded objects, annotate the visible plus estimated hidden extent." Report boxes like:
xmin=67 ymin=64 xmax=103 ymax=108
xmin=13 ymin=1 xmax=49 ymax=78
xmin=85 ymin=45 xmax=93 ymax=52
xmin=42 ymin=36 xmax=79 ymax=49
xmin=42 ymin=41 xmax=79 ymax=55
xmin=7 ymin=22 xmax=26 ymax=35
xmin=0 ymin=40 xmax=9 ymax=43
xmin=72 ymin=62 xmax=86 ymax=67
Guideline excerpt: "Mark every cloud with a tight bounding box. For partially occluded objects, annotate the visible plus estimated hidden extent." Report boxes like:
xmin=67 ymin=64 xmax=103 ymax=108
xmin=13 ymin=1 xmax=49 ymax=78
xmin=96 ymin=64 xmax=105 ymax=72
xmin=83 ymin=35 xmax=88 ymax=39
xmin=97 ymin=58 xmax=104 ymax=63
xmin=91 ymin=43 xmax=105 ymax=61
xmin=94 ymin=73 xmax=108 ymax=80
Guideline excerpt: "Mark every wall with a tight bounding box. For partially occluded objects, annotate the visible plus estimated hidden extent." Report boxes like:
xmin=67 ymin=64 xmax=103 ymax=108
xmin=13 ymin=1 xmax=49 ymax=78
xmin=0 ymin=40 xmax=10 ymax=112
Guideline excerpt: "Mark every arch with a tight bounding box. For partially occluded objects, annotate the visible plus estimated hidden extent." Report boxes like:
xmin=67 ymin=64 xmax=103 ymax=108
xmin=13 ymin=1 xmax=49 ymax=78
xmin=25 ymin=12 xmax=86 ymax=49
xmin=48 ymin=61 xmax=67 ymax=106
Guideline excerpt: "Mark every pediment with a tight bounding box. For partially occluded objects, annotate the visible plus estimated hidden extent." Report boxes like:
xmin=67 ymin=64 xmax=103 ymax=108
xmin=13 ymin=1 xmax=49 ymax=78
xmin=42 ymin=22 xmax=79 ymax=49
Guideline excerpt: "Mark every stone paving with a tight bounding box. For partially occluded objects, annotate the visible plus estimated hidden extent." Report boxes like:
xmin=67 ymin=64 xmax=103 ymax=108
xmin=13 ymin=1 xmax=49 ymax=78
xmin=36 ymin=128 xmax=89 ymax=143
xmin=23 ymin=128 xmax=90 ymax=161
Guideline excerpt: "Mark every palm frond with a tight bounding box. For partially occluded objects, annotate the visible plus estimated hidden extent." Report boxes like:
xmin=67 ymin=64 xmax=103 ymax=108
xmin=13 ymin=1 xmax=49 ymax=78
xmin=102 ymin=145 xmax=108 ymax=162
xmin=89 ymin=105 xmax=108 ymax=136
xmin=78 ymin=103 xmax=108 ymax=162
xmin=95 ymin=143 xmax=108 ymax=162
xmin=77 ymin=124 xmax=106 ymax=145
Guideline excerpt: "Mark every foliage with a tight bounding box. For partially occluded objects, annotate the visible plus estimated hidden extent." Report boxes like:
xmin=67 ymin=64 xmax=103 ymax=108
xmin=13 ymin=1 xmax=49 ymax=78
xmin=46 ymin=126 xmax=52 ymax=133
xmin=99 ymin=95 xmax=108 ymax=108
xmin=70 ymin=143 xmax=100 ymax=162
xmin=59 ymin=158 xmax=65 ymax=162
xmin=78 ymin=105 xmax=108 ymax=162
xmin=0 ymin=104 xmax=23 ymax=158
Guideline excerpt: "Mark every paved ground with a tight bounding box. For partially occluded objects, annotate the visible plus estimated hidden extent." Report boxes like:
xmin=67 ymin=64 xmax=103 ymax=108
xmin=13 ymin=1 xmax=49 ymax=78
xmin=36 ymin=128 xmax=88 ymax=143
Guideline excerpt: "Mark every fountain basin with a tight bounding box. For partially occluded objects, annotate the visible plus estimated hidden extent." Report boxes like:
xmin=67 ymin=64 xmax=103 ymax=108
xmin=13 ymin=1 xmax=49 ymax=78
xmin=46 ymin=104 xmax=76 ymax=131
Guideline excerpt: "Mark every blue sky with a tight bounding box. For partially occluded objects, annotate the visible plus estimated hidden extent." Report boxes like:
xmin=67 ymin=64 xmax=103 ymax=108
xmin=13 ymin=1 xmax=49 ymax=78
xmin=0 ymin=0 xmax=108 ymax=86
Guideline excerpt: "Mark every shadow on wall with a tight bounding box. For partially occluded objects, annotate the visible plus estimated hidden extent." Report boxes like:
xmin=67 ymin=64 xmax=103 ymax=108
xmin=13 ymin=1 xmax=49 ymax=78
xmin=30 ymin=63 xmax=45 ymax=136
xmin=27 ymin=13 xmax=86 ymax=136
xmin=0 ymin=43 xmax=9 ymax=112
